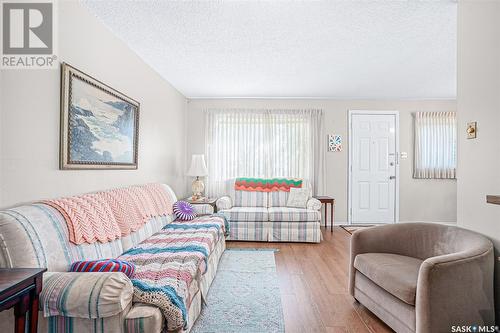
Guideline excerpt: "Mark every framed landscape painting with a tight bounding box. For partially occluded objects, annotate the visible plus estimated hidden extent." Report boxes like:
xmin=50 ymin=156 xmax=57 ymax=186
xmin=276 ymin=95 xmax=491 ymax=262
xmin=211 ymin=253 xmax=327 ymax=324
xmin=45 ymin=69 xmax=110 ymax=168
xmin=60 ymin=63 xmax=139 ymax=169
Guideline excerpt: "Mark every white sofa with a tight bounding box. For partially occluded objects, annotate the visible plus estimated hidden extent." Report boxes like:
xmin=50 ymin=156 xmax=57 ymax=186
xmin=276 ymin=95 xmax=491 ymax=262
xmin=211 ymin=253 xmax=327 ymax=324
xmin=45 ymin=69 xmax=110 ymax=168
xmin=216 ymin=178 xmax=322 ymax=243
xmin=0 ymin=184 xmax=223 ymax=333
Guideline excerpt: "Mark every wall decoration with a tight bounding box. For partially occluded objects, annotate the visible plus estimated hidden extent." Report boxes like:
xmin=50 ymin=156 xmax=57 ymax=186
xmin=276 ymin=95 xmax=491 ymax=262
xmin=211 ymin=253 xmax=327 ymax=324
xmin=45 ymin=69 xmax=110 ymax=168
xmin=328 ymin=134 xmax=342 ymax=152
xmin=60 ymin=63 xmax=140 ymax=169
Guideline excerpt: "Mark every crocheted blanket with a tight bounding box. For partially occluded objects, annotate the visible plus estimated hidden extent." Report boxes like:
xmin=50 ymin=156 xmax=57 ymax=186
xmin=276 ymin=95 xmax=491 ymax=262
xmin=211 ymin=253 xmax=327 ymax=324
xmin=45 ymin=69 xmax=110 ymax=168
xmin=235 ymin=177 xmax=303 ymax=192
xmin=119 ymin=215 xmax=227 ymax=331
xmin=42 ymin=183 xmax=173 ymax=244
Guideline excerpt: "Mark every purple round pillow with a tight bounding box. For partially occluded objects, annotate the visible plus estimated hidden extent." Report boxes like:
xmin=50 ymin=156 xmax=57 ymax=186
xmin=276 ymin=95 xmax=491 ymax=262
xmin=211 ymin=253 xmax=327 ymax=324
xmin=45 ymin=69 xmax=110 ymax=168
xmin=173 ymin=201 xmax=197 ymax=221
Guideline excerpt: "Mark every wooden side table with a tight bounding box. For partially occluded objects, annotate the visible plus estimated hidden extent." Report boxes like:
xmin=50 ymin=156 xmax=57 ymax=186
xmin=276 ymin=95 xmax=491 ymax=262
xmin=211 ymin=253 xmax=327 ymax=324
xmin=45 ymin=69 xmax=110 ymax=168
xmin=183 ymin=197 xmax=218 ymax=213
xmin=314 ymin=196 xmax=335 ymax=232
xmin=0 ymin=268 xmax=46 ymax=333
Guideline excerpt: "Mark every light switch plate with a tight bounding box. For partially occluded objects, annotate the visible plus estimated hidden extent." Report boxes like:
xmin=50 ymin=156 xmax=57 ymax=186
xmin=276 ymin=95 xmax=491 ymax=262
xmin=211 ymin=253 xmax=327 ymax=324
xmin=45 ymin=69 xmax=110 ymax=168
xmin=467 ymin=122 xmax=477 ymax=139
xmin=400 ymin=152 xmax=408 ymax=159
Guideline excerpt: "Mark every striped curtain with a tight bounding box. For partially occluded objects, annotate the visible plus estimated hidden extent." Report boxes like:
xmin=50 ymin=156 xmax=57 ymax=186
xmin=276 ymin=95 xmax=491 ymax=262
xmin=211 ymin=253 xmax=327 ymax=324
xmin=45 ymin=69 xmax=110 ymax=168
xmin=205 ymin=109 xmax=325 ymax=197
xmin=413 ymin=111 xmax=457 ymax=179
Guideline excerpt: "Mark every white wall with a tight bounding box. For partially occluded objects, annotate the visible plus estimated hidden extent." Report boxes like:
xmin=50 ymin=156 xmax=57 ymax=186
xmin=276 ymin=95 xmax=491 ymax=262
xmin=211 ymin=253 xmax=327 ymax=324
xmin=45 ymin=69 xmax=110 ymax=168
xmin=187 ymin=98 xmax=457 ymax=223
xmin=457 ymin=0 xmax=500 ymax=319
xmin=0 ymin=69 xmax=3 ymax=206
xmin=457 ymin=0 xmax=500 ymax=244
xmin=0 ymin=1 xmax=188 ymax=207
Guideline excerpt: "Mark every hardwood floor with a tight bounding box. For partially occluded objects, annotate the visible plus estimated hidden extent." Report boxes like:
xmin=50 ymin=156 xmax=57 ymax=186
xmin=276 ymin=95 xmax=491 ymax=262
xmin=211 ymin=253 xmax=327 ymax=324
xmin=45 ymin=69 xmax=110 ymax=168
xmin=226 ymin=227 xmax=394 ymax=333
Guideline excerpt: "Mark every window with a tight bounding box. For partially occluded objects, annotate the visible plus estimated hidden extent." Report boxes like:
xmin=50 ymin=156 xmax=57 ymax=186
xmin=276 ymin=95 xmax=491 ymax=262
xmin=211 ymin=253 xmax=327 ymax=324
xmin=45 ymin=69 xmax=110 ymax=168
xmin=413 ymin=111 xmax=457 ymax=179
xmin=205 ymin=109 xmax=325 ymax=197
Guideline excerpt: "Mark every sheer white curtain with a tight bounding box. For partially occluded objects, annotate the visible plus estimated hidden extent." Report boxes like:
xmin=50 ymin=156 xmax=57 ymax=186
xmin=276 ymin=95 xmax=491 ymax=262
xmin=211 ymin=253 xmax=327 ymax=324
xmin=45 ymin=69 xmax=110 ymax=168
xmin=414 ymin=111 xmax=457 ymax=179
xmin=205 ymin=109 xmax=325 ymax=197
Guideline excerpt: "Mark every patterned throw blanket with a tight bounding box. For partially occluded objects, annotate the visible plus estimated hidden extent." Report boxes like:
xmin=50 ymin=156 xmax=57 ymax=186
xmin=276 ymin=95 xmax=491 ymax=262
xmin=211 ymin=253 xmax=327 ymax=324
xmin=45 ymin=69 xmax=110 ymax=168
xmin=235 ymin=177 xmax=303 ymax=192
xmin=42 ymin=184 xmax=173 ymax=244
xmin=119 ymin=215 xmax=228 ymax=331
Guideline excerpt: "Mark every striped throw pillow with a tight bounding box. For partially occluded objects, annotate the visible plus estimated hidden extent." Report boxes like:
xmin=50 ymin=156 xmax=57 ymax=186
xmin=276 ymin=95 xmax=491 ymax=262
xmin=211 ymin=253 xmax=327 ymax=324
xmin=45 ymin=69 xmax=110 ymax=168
xmin=70 ymin=259 xmax=135 ymax=277
xmin=173 ymin=201 xmax=197 ymax=221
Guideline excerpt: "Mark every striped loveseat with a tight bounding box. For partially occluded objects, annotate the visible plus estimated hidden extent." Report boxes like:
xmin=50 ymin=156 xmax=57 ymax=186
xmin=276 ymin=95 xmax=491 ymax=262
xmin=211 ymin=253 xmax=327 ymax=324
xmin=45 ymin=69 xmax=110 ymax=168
xmin=216 ymin=179 xmax=322 ymax=243
xmin=0 ymin=184 xmax=225 ymax=333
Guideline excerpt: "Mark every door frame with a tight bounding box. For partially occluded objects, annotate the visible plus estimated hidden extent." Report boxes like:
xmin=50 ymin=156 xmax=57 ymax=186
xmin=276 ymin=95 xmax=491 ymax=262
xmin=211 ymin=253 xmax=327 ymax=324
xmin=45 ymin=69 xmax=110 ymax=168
xmin=348 ymin=110 xmax=400 ymax=225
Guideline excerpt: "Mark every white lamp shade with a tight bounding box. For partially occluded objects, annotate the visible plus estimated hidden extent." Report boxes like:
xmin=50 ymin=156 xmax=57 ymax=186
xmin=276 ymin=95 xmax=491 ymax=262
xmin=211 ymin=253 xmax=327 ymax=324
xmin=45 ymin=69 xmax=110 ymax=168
xmin=187 ymin=154 xmax=208 ymax=177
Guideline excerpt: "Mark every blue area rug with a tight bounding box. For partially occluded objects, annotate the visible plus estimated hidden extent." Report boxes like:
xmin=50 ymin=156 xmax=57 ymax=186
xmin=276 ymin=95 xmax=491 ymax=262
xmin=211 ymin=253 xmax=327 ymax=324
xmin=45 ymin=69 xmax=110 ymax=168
xmin=191 ymin=249 xmax=285 ymax=333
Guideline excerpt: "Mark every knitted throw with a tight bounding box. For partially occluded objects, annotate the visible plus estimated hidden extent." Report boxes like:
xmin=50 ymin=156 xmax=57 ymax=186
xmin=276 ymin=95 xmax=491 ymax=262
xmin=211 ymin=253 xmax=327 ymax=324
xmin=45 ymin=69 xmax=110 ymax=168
xmin=119 ymin=215 xmax=227 ymax=331
xmin=235 ymin=177 xmax=303 ymax=192
xmin=42 ymin=183 xmax=173 ymax=244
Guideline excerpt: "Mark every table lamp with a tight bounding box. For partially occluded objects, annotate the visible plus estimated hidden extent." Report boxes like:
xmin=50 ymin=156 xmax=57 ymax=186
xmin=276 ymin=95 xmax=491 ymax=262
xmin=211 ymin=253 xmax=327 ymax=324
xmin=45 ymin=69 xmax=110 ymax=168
xmin=187 ymin=154 xmax=208 ymax=200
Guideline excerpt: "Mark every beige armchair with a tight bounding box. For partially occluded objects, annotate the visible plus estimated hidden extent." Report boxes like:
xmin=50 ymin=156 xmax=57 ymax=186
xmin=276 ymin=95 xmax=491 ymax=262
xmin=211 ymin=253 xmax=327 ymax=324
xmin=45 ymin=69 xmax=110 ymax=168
xmin=349 ymin=223 xmax=494 ymax=333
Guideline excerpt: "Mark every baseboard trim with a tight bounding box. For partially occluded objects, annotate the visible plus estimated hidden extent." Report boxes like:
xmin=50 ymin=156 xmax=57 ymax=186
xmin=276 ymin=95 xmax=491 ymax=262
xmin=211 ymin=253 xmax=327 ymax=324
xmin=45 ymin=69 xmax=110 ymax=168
xmin=398 ymin=220 xmax=457 ymax=225
xmin=333 ymin=221 xmax=458 ymax=226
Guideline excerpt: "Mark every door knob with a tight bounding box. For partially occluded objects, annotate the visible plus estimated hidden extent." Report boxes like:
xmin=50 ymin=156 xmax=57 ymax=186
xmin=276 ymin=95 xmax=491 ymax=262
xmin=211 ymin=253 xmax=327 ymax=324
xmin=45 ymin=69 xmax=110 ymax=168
xmin=389 ymin=176 xmax=396 ymax=180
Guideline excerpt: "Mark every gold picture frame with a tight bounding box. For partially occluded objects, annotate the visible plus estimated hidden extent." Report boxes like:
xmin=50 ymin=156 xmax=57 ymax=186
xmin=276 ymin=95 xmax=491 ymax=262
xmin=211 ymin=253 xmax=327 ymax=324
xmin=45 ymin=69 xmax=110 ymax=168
xmin=60 ymin=63 xmax=140 ymax=169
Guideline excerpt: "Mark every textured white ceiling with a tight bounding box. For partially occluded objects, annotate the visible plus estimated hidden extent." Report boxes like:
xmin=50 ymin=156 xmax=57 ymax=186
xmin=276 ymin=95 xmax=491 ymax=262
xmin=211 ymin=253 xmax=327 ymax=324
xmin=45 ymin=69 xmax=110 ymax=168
xmin=81 ymin=1 xmax=457 ymax=99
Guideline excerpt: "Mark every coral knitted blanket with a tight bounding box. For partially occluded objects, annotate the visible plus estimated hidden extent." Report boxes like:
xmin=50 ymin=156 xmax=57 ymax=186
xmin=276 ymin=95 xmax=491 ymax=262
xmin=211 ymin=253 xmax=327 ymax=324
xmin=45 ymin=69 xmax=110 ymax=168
xmin=42 ymin=184 xmax=173 ymax=244
xmin=235 ymin=177 xmax=303 ymax=192
xmin=119 ymin=215 xmax=227 ymax=331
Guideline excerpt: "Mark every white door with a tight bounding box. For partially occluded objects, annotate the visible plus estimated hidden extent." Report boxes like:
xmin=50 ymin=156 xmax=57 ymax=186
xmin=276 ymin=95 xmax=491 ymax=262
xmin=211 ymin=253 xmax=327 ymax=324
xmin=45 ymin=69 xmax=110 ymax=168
xmin=349 ymin=112 xmax=399 ymax=224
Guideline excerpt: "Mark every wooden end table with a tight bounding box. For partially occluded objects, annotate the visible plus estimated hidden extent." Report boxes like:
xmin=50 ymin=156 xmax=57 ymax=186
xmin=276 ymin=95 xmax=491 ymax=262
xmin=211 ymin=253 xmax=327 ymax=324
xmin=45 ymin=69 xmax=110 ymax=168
xmin=314 ymin=196 xmax=335 ymax=232
xmin=183 ymin=197 xmax=218 ymax=213
xmin=0 ymin=268 xmax=46 ymax=333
